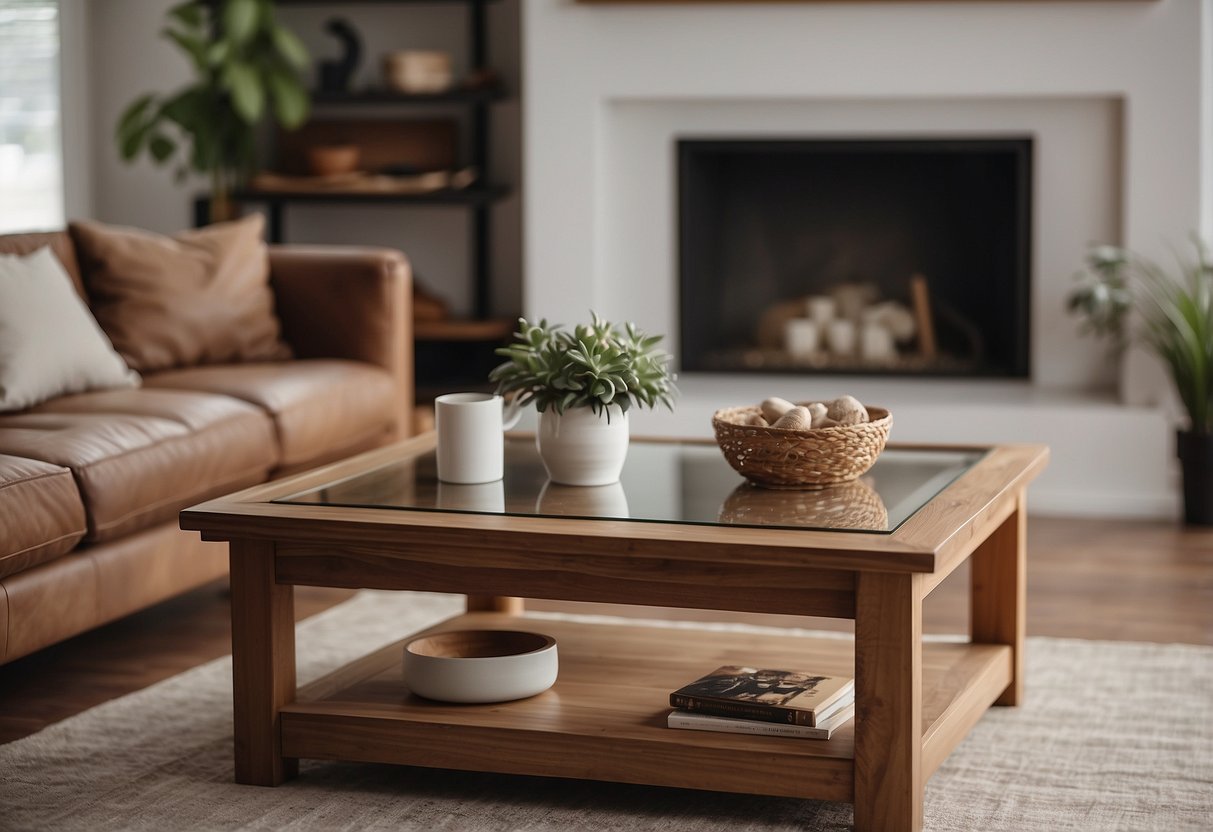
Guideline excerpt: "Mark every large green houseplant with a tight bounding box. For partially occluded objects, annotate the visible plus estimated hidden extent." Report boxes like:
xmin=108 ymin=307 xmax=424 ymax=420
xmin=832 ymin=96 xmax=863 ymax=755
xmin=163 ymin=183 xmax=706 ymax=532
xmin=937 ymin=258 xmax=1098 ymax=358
xmin=1068 ymin=239 xmax=1213 ymax=525
xmin=490 ymin=315 xmax=677 ymax=486
xmin=116 ymin=0 xmax=310 ymax=223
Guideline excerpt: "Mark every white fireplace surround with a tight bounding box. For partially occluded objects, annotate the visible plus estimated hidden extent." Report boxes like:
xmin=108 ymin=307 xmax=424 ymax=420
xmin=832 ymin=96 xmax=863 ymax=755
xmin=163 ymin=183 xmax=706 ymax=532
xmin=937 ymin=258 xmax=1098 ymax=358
xmin=522 ymin=0 xmax=1213 ymax=518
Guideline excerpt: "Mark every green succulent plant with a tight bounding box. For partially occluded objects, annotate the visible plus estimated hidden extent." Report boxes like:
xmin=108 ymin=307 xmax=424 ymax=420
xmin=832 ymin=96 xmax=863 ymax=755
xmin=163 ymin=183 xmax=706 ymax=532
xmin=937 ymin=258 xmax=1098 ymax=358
xmin=490 ymin=314 xmax=678 ymax=420
xmin=115 ymin=0 xmax=310 ymax=222
xmin=1068 ymin=238 xmax=1213 ymax=434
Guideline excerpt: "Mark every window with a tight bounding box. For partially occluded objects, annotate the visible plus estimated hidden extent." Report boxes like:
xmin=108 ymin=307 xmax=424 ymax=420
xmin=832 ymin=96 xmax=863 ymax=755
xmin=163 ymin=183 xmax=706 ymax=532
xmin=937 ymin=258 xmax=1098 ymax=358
xmin=0 ymin=0 xmax=62 ymax=233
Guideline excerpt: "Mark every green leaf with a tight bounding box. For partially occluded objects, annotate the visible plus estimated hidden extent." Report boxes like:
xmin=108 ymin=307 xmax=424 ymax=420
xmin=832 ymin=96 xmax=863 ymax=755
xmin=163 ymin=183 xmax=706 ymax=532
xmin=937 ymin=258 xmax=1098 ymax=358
xmin=223 ymin=0 xmax=260 ymax=45
xmin=270 ymin=26 xmax=309 ymax=70
xmin=148 ymin=133 xmax=176 ymax=162
xmin=206 ymin=39 xmax=231 ymax=67
xmin=115 ymin=94 xmax=156 ymax=160
xmin=167 ymin=1 xmax=205 ymax=30
xmin=223 ymin=60 xmax=264 ymax=124
xmin=266 ymin=70 xmax=309 ymax=129
xmin=163 ymin=27 xmax=208 ymax=73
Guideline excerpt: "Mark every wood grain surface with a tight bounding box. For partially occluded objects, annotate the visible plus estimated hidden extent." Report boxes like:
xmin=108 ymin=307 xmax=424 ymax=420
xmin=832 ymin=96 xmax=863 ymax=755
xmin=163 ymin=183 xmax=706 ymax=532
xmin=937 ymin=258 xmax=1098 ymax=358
xmin=229 ymin=541 xmax=297 ymax=786
xmin=280 ymin=611 xmax=1009 ymax=804
xmin=2 ymin=517 xmax=1207 ymax=745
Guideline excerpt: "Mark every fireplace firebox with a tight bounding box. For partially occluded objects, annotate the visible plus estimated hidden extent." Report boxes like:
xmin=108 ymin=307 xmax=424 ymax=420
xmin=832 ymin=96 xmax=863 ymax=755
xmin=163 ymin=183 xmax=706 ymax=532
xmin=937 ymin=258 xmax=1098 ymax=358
xmin=678 ymin=138 xmax=1032 ymax=378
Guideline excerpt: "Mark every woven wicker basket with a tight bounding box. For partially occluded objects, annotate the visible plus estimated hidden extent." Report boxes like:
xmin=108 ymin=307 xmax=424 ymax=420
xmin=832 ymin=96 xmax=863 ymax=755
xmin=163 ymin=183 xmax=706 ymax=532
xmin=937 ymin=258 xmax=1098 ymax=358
xmin=712 ymin=404 xmax=892 ymax=490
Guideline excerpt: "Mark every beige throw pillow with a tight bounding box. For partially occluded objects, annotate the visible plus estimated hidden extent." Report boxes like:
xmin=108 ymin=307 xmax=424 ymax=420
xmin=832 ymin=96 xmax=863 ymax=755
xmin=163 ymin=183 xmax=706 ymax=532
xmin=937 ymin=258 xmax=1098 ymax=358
xmin=0 ymin=246 xmax=139 ymax=413
xmin=70 ymin=215 xmax=291 ymax=373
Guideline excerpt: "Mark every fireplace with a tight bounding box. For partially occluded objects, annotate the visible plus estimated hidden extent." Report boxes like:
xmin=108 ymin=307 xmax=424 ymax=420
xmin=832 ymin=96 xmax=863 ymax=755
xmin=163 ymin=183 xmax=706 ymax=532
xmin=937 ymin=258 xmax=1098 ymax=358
xmin=678 ymin=138 xmax=1032 ymax=378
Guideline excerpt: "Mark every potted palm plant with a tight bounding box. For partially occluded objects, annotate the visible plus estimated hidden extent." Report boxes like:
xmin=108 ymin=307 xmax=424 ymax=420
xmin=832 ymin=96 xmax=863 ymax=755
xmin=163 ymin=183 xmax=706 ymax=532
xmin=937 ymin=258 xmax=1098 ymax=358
xmin=116 ymin=0 xmax=310 ymax=224
xmin=1068 ymin=239 xmax=1213 ymax=525
xmin=490 ymin=315 xmax=678 ymax=486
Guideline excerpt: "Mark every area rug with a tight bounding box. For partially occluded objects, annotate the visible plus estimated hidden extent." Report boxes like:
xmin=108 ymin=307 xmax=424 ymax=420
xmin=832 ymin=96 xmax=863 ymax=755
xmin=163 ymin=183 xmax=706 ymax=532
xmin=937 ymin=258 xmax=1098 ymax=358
xmin=1 ymin=591 xmax=1210 ymax=831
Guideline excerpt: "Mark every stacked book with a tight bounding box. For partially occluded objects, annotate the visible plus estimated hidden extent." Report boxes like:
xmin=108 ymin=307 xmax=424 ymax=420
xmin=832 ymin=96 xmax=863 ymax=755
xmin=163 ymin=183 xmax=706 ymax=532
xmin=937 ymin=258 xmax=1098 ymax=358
xmin=667 ymin=665 xmax=855 ymax=739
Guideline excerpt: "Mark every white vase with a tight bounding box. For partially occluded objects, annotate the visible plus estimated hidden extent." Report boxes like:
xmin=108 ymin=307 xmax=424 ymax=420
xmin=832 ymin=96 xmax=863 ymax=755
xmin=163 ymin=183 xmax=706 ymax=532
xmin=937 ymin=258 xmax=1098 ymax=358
xmin=536 ymin=406 xmax=629 ymax=486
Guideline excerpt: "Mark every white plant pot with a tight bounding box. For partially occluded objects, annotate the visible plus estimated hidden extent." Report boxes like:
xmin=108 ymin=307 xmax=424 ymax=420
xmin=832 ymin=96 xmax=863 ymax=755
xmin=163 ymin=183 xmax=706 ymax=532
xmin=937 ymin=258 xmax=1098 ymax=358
xmin=536 ymin=406 xmax=629 ymax=486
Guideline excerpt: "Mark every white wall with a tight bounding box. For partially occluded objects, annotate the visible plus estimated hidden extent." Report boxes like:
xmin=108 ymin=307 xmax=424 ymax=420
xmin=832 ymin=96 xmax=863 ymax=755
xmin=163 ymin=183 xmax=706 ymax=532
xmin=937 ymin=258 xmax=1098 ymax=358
xmin=86 ymin=0 xmax=522 ymax=318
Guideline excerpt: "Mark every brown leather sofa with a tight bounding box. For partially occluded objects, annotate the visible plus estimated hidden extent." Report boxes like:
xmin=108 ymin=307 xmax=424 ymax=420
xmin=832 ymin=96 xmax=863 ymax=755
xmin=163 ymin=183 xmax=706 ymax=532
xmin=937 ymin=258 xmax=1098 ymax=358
xmin=0 ymin=231 xmax=412 ymax=665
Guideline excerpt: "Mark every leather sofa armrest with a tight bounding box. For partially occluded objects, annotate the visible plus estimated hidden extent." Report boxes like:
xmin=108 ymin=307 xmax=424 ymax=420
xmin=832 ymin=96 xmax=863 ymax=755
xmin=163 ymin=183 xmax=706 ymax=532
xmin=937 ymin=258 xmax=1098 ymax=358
xmin=269 ymin=245 xmax=413 ymax=439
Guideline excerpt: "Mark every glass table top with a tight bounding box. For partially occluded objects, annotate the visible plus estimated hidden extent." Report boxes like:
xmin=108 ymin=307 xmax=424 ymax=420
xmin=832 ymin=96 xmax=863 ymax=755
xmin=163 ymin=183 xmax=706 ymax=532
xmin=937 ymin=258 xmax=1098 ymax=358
xmin=277 ymin=439 xmax=985 ymax=534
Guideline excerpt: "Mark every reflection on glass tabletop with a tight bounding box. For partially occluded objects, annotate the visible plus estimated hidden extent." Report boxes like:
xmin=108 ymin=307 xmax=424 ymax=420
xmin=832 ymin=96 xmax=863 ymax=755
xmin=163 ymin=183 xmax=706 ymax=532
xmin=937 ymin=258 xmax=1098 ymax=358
xmin=276 ymin=439 xmax=985 ymax=534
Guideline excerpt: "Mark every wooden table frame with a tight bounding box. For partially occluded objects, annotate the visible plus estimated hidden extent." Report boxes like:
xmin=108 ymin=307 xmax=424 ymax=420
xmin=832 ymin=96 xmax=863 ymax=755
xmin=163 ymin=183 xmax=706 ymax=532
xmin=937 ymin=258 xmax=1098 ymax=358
xmin=182 ymin=434 xmax=1047 ymax=832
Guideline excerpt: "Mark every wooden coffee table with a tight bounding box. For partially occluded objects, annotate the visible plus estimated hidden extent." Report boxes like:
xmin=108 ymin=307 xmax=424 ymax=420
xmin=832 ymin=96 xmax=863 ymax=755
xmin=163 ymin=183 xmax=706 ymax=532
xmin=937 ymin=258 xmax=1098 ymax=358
xmin=181 ymin=434 xmax=1047 ymax=832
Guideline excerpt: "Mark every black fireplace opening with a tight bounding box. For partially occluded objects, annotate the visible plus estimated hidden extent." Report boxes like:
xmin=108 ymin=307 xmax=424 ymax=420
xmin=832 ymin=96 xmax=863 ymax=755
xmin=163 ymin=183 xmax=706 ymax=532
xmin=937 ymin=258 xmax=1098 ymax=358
xmin=678 ymin=138 xmax=1032 ymax=378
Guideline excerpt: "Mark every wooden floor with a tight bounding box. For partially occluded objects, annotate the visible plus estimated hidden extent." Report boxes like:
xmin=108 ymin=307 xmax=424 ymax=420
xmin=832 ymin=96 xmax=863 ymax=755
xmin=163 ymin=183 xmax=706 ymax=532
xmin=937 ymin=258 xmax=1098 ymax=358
xmin=0 ymin=516 xmax=1209 ymax=744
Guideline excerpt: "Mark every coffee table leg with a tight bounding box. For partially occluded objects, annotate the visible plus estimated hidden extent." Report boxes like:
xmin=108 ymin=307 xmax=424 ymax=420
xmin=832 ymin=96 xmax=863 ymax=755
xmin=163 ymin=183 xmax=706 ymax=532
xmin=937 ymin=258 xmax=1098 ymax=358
xmin=466 ymin=595 xmax=525 ymax=614
xmin=230 ymin=539 xmax=298 ymax=786
xmin=971 ymin=488 xmax=1027 ymax=706
xmin=855 ymin=572 xmax=923 ymax=832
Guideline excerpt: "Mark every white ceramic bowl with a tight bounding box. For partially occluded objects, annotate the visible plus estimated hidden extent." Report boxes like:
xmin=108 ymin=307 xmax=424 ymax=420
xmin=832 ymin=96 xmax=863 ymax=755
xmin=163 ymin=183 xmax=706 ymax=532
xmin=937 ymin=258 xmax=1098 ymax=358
xmin=403 ymin=630 xmax=558 ymax=704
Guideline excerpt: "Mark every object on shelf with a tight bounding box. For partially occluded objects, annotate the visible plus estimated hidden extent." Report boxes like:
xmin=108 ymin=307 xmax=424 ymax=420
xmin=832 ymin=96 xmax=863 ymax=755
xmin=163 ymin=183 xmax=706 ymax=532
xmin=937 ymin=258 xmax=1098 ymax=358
xmin=384 ymin=50 xmax=454 ymax=94
xmin=277 ymin=118 xmax=456 ymax=176
xmin=413 ymin=282 xmax=451 ymax=322
xmin=403 ymin=630 xmax=558 ymax=704
xmin=667 ymin=704 xmax=855 ymax=740
xmin=249 ymin=167 xmax=477 ymax=195
xmin=462 ymin=68 xmax=500 ymax=90
xmin=305 ymin=143 xmax=361 ymax=177
xmin=414 ymin=317 xmax=515 ymax=342
xmin=318 ymin=18 xmax=362 ymax=92
xmin=669 ymin=664 xmax=854 ymax=727
xmin=712 ymin=401 xmax=891 ymax=490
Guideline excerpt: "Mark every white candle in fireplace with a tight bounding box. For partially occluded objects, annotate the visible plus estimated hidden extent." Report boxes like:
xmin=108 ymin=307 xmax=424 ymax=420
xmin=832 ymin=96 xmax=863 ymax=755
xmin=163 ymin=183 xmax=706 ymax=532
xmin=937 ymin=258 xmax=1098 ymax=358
xmin=827 ymin=320 xmax=857 ymax=356
xmin=806 ymin=296 xmax=836 ymax=326
xmin=784 ymin=318 xmax=820 ymax=358
xmin=861 ymin=322 xmax=898 ymax=362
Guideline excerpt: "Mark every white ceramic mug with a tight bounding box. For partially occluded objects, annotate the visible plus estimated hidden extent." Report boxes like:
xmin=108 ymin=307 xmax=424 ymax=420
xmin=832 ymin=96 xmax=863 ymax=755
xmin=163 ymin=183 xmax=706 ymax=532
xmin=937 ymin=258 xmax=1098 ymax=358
xmin=435 ymin=393 xmax=522 ymax=484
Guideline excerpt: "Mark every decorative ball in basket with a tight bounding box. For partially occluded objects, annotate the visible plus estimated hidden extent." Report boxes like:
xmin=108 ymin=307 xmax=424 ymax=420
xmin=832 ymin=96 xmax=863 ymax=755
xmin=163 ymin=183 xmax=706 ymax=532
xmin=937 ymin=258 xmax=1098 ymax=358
xmin=712 ymin=396 xmax=892 ymax=490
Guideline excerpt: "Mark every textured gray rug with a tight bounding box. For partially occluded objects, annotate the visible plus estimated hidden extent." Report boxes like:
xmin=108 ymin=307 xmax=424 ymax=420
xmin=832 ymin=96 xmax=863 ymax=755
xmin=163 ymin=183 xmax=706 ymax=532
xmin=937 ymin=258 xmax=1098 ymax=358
xmin=1 ymin=591 xmax=1211 ymax=831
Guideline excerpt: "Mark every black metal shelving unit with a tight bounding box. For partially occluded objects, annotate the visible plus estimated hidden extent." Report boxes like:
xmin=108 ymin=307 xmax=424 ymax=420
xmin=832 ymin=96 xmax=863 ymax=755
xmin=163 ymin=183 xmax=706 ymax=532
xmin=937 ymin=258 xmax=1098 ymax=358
xmin=194 ymin=0 xmax=510 ymax=326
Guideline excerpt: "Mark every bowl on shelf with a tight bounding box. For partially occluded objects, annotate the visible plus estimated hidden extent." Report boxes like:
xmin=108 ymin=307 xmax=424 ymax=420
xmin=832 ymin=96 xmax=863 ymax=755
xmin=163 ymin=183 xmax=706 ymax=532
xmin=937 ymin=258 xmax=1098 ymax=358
xmin=712 ymin=403 xmax=892 ymax=490
xmin=403 ymin=629 xmax=558 ymax=704
xmin=305 ymin=144 xmax=362 ymax=177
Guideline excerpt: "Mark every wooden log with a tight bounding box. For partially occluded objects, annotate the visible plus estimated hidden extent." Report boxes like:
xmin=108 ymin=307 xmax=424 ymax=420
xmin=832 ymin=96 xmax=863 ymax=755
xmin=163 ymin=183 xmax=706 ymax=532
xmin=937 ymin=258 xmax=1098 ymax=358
xmin=909 ymin=274 xmax=937 ymax=361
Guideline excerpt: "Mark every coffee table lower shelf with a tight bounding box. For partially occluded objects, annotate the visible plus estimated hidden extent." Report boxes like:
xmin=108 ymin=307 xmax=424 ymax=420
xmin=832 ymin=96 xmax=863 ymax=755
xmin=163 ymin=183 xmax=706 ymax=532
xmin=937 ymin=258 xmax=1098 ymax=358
xmin=281 ymin=612 xmax=1012 ymax=803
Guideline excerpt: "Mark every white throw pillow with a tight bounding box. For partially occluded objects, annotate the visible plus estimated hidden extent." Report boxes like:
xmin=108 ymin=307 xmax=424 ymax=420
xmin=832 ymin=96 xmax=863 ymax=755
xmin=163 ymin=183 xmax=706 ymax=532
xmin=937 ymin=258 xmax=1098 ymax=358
xmin=0 ymin=246 xmax=139 ymax=412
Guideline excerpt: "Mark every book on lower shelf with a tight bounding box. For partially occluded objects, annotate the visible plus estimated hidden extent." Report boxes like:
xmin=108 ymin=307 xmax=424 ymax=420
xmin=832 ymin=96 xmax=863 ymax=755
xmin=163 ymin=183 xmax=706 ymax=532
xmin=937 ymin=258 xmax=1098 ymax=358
xmin=669 ymin=665 xmax=855 ymax=727
xmin=667 ymin=703 xmax=855 ymax=739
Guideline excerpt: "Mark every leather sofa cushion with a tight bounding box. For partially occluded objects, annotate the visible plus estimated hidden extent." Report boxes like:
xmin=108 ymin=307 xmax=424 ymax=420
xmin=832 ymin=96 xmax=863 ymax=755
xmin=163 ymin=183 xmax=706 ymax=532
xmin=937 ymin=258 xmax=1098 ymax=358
xmin=146 ymin=360 xmax=398 ymax=471
xmin=0 ymin=230 xmax=86 ymax=298
xmin=70 ymin=215 xmax=291 ymax=373
xmin=0 ymin=389 xmax=277 ymax=542
xmin=0 ymin=454 xmax=87 ymax=579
